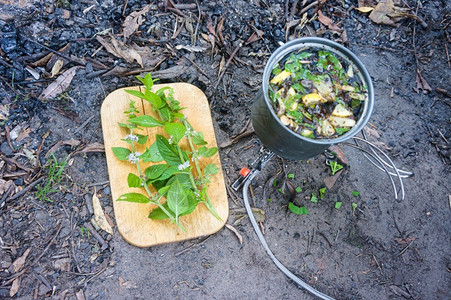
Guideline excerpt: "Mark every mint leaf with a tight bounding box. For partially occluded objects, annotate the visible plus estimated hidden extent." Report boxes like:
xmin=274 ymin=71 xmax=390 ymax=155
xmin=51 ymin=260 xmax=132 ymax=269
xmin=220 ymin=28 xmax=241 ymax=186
xmin=137 ymin=73 xmax=154 ymax=90
xmin=155 ymin=86 xmax=171 ymax=98
xmin=156 ymin=135 xmax=182 ymax=166
xmin=158 ymin=166 xmax=179 ymax=181
xmin=112 ymin=147 xmax=131 ymax=161
xmin=167 ymin=174 xmax=192 ymax=189
xmin=335 ymin=202 xmax=342 ymax=209
xmin=164 ymin=122 xmax=186 ymax=142
xmin=148 ymin=202 xmax=171 ymax=220
xmin=144 ymin=90 xmax=165 ymax=108
xmin=310 ymin=193 xmax=318 ymax=203
xmin=288 ymin=202 xmax=308 ymax=215
xmin=136 ymin=134 xmax=148 ymax=145
xmin=158 ymin=186 xmax=171 ymax=196
xmin=145 ymin=164 xmax=170 ymax=180
xmin=127 ymin=173 xmax=141 ymax=187
xmin=192 ymin=132 xmax=208 ymax=145
xmin=204 ymin=163 xmax=219 ymax=177
xmin=352 ymin=191 xmax=360 ymax=197
xmin=125 ymin=89 xmax=146 ymax=100
xmin=117 ymin=193 xmax=149 ymax=203
xmin=118 ymin=122 xmax=137 ymax=129
xmin=166 ymin=180 xmax=189 ymax=221
xmin=198 ymin=146 xmax=218 ymax=158
xmin=140 ymin=142 xmax=163 ymax=163
xmin=129 ymin=115 xmax=162 ymax=127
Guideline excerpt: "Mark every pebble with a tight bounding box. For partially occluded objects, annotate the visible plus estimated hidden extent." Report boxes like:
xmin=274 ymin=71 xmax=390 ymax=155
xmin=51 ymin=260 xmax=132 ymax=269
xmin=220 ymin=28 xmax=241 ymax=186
xmin=103 ymin=187 xmax=111 ymax=195
xmin=0 ymin=142 xmax=13 ymax=156
xmin=14 ymin=177 xmax=24 ymax=186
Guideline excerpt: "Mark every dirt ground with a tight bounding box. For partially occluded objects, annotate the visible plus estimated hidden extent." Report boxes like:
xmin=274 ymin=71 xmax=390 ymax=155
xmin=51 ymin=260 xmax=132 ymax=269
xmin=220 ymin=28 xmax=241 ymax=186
xmin=0 ymin=0 xmax=450 ymax=299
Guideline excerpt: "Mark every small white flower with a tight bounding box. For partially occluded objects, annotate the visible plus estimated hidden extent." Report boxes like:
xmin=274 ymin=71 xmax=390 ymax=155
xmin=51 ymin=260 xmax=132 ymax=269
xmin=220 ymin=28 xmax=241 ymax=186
xmin=168 ymin=135 xmax=174 ymax=144
xmin=194 ymin=192 xmax=200 ymax=197
xmin=127 ymin=151 xmax=141 ymax=164
xmin=125 ymin=134 xmax=139 ymax=142
xmin=178 ymin=161 xmax=190 ymax=170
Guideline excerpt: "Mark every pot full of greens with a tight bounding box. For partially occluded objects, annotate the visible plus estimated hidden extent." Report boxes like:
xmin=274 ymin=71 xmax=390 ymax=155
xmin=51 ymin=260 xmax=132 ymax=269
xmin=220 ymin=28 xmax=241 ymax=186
xmin=251 ymin=37 xmax=374 ymax=160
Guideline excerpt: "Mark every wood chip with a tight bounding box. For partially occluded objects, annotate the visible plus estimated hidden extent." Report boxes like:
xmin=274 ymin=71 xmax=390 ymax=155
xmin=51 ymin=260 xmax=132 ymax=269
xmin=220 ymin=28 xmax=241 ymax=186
xmin=39 ymin=66 xmax=83 ymax=100
xmin=123 ymin=4 xmax=151 ymax=40
xmin=92 ymin=191 xmax=113 ymax=234
xmin=10 ymin=277 xmax=20 ymax=297
xmin=11 ymin=248 xmax=30 ymax=273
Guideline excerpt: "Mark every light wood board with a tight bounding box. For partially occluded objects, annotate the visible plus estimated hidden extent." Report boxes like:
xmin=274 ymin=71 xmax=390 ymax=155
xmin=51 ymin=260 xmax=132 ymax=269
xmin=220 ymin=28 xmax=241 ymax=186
xmin=101 ymin=83 xmax=228 ymax=247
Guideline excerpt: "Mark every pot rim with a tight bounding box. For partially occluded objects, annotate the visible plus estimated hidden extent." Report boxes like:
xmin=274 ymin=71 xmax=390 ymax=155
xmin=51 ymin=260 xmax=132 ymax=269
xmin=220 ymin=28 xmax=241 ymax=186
xmin=262 ymin=37 xmax=374 ymax=145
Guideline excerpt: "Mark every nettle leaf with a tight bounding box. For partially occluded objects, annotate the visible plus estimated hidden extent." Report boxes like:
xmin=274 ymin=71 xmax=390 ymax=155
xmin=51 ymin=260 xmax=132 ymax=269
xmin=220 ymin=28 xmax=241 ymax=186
xmin=127 ymin=173 xmax=141 ymax=188
xmin=144 ymin=90 xmax=165 ymax=109
xmin=288 ymin=202 xmax=309 ymax=215
xmin=117 ymin=193 xmax=149 ymax=203
xmin=136 ymin=134 xmax=148 ymax=145
xmin=198 ymin=146 xmax=218 ymax=158
xmin=204 ymin=163 xmax=219 ymax=177
xmin=112 ymin=147 xmax=131 ymax=161
xmin=149 ymin=185 xmax=198 ymax=220
xmin=141 ymin=142 xmax=164 ymax=163
xmin=192 ymin=132 xmax=208 ymax=145
xmin=164 ymin=122 xmax=186 ymax=142
xmin=145 ymin=164 xmax=170 ymax=180
xmin=167 ymin=180 xmax=189 ymax=220
xmin=125 ymin=89 xmax=146 ymax=99
xmin=129 ymin=115 xmax=163 ymax=127
xmin=137 ymin=73 xmax=154 ymax=90
xmin=156 ymin=135 xmax=182 ymax=166
xmin=168 ymin=174 xmax=192 ymax=190
xmin=158 ymin=166 xmax=179 ymax=181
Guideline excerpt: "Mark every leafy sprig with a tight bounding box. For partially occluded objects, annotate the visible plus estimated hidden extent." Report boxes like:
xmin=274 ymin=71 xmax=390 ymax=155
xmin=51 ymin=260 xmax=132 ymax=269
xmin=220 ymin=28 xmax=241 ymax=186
xmin=112 ymin=74 xmax=220 ymax=231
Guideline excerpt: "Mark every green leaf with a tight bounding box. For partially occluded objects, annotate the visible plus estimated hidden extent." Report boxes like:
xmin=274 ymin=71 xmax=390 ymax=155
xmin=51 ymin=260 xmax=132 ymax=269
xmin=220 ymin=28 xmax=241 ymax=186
xmin=129 ymin=115 xmax=163 ymax=127
xmin=141 ymin=142 xmax=163 ymax=163
xmin=352 ymin=202 xmax=358 ymax=212
xmin=148 ymin=202 xmax=171 ymax=219
xmin=319 ymin=187 xmax=326 ymax=199
xmin=310 ymin=193 xmax=318 ymax=203
xmin=112 ymin=147 xmax=131 ymax=161
xmin=192 ymin=132 xmax=208 ymax=145
xmin=166 ymin=180 xmax=189 ymax=221
xmin=155 ymin=86 xmax=171 ymax=98
xmin=295 ymin=186 xmax=302 ymax=193
xmin=156 ymin=135 xmax=182 ymax=166
xmin=335 ymin=202 xmax=342 ymax=209
xmin=198 ymin=146 xmax=218 ymax=158
xmin=127 ymin=173 xmax=141 ymax=188
xmin=287 ymin=173 xmax=295 ymax=179
xmin=158 ymin=166 xmax=179 ymax=181
xmin=352 ymin=190 xmax=360 ymax=197
xmin=158 ymin=186 xmax=171 ymax=196
xmin=136 ymin=134 xmax=148 ymax=145
xmin=117 ymin=193 xmax=149 ymax=203
xmin=144 ymin=90 xmax=165 ymax=108
xmin=204 ymin=163 xmax=219 ymax=177
xmin=167 ymin=174 xmax=192 ymax=190
xmin=137 ymin=73 xmax=154 ymax=90
xmin=159 ymin=106 xmax=172 ymax=122
xmin=125 ymin=89 xmax=146 ymax=99
xmin=145 ymin=164 xmax=170 ymax=180
xmin=118 ymin=122 xmax=137 ymax=129
xmin=164 ymin=122 xmax=186 ymax=142
xmin=273 ymin=178 xmax=277 ymax=187
xmin=288 ymin=202 xmax=308 ymax=215
xmin=335 ymin=127 xmax=350 ymax=135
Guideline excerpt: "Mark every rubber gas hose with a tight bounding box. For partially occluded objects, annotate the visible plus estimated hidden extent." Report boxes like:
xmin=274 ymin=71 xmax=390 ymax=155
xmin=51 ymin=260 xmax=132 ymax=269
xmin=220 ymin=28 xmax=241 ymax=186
xmin=242 ymin=170 xmax=335 ymax=300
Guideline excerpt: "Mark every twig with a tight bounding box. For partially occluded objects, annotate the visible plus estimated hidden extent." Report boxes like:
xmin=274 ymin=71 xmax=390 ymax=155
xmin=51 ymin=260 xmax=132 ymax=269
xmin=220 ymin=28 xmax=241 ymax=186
xmin=75 ymin=115 xmax=95 ymax=133
xmin=34 ymin=221 xmax=62 ymax=264
xmin=372 ymin=254 xmax=383 ymax=275
xmin=214 ymin=43 xmax=242 ymax=90
xmin=167 ymin=0 xmax=188 ymax=18
xmin=0 ymin=185 xmax=14 ymax=208
xmin=299 ymin=1 xmax=318 ymax=15
xmin=9 ymin=177 xmax=44 ymax=200
xmin=175 ymin=236 xmax=212 ymax=256
xmin=350 ymin=43 xmax=403 ymax=52
xmin=19 ymin=35 xmax=86 ymax=66
xmin=399 ymin=239 xmax=415 ymax=256
xmin=84 ymin=222 xmax=108 ymax=251
xmin=4 ymin=125 xmax=15 ymax=153
xmin=445 ymin=42 xmax=450 ymax=68
xmin=86 ymin=180 xmax=109 ymax=188
xmin=122 ymin=0 xmax=129 ymax=16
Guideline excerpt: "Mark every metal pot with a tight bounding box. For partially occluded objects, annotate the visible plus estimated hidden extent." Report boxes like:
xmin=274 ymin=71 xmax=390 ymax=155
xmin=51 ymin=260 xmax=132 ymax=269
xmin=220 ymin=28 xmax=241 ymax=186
xmin=251 ymin=37 xmax=374 ymax=160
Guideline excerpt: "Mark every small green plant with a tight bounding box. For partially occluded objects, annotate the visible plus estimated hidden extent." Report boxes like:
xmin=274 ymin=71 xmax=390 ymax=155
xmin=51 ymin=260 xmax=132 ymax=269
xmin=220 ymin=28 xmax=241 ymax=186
xmin=112 ymin=74 xmax=220 ymax=231
xmin=287 ymin=173 xmax=295 ymax=179
xmin=267 ymin=198 xmax=272 ymax=203
xmin=329 ymin=161 xmax=343 ymax=175
xmin=288 ymin=202 xmax=308 ymax=215
xmin=272 ymin=178 xmax=277 ymax=187
xmin=319 ymin=187 xmax=326 ymax=199
xmin=35 ymin=154 xmax=67 ymax=202
xmin=80 ymin=227 xmax=90 ymax=237
xmin=310 ymin=193 xmax=318 ymax=203
xmin=352 ymin=190 xmax=360 ymax=197
xmin=335 ymin=202 xmax=342 ymax=209
xmin=352 ymin=202 xmax=358 ymax=215
xmin=295 ymin=186 xmax=302 ymax=193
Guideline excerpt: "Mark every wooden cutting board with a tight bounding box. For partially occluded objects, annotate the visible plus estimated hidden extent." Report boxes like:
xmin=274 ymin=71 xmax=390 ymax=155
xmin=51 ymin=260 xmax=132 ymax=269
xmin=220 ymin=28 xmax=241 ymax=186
xmin=101 ymin=83 xmax=228 ymax=247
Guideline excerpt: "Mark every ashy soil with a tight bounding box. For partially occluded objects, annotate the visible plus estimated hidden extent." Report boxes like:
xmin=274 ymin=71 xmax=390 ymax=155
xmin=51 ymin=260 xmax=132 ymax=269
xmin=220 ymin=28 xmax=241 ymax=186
xmin=0 ymin=0 xmax=450 ymax=299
